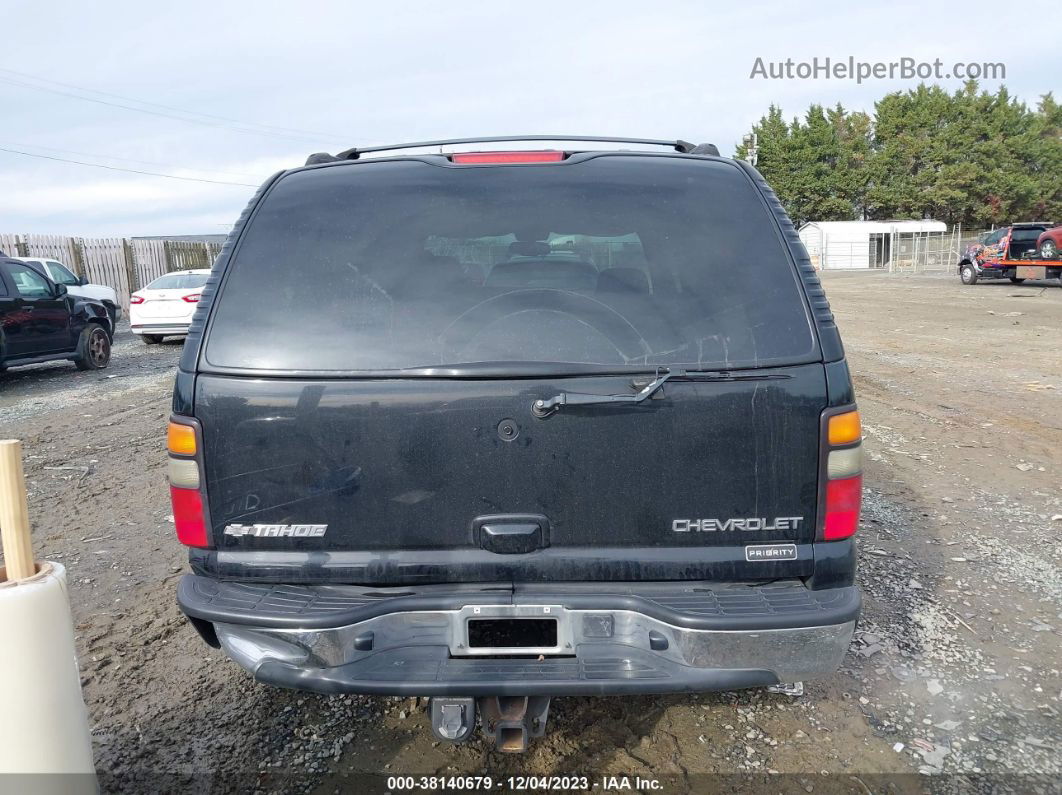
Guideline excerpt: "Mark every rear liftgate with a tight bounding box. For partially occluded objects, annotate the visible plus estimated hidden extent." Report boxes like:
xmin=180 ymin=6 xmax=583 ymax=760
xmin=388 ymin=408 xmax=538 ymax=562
xmin=429 ymin=606 xmax=562 ymax=752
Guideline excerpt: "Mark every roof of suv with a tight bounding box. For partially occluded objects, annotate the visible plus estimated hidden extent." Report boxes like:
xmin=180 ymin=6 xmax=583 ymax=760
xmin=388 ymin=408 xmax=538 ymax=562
xmin=303 ymin=136 xmax=722 ymax=166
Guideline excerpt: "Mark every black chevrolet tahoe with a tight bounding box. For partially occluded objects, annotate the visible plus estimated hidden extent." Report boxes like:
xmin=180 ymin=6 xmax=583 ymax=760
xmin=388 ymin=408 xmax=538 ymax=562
xmin=173 ymin=136 xmax=862 ymax=751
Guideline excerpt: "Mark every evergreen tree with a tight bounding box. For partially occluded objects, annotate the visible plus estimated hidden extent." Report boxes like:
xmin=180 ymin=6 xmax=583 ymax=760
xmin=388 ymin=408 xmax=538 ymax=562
xmin=829 ymin=104 xmax=871 ymax=220
xmin=735 ymin=104 xmax=795 ymax=208
xmin=787 ymin=105 xmax=855 ymax=223
xmin=738 ymin=82 xmax=1062 ymax=228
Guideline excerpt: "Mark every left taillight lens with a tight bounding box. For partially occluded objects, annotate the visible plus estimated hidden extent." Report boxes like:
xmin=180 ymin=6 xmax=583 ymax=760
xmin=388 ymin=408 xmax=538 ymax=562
xmin=130 ymin=295 xmax=144 ymax=304
xmin=821 ymin=409 xmax=862 ymax=541
xmin=167 ymin=418 xmax=210 ymax=548
xmin=170 ymin=486 xmax=208 ymax=547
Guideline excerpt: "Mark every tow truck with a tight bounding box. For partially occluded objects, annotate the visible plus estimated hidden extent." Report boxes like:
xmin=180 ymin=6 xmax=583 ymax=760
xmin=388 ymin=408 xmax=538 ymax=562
xmin=959 ymin=222 xmax=1062 ymax=285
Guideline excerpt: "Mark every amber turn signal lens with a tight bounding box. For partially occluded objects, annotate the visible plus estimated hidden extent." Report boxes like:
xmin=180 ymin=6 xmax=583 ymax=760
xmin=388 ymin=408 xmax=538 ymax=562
xmin=827 ymin=410 xmax=861 ymax=446
xmin=167 ymin=422 xmax=197 ymax=456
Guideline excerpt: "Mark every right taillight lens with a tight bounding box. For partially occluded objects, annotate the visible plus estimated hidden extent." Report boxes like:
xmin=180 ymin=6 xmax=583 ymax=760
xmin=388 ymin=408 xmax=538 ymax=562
xmin=167 ymin=418 xmax=211 ymax=548
xmin=822 ymin=409 xmax=862 ymax=541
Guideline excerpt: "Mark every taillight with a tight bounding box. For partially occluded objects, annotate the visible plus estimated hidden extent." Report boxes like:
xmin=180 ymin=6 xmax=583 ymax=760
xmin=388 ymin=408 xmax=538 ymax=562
xmin=181 ymin=294 xmax=200 ymax=303
xmin=170 ymin=485 xmax=208 ymax=547
xmin=824 ymin=477 xmax=861 ymax=540
xmin=130 ymin=295 xmax=144 ymax=304
xmin=821 ymin=409 xmax=862 ymax=541
xmin=167 ymin=457 xmax=200 ymax=489
xmin=167 ymin=419 xmax=211 ymax=548
xmin=451 ymin=151 xmax=565 ymax=164
xmin=167 ymin=422 xmax=197 ymax=456
xmin=827 ymin=410 xmax=861 ymax=446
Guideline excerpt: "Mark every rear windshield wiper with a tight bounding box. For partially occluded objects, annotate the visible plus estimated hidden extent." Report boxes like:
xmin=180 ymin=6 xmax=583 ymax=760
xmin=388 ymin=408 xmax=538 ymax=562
xmin=531 ymin=368 xmax=791 ymax=418
xmin=532 ymin=370 xmax=674 ymax=417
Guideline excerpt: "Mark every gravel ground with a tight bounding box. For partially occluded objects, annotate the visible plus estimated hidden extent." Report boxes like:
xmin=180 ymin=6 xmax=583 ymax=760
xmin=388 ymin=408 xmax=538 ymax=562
xmin=0 ymin=274 xmax=1059 ymax=794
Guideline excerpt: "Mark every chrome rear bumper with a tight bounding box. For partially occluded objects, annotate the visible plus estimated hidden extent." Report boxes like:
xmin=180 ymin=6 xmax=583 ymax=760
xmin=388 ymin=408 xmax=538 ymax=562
xmin=131 ymin=323 xmax=191 ymax=336
xmin=203 ymin=600 xmax=856 ymax=697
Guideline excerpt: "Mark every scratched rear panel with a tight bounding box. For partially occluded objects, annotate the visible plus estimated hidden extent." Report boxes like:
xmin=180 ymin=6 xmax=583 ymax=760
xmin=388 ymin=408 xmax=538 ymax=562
xmin=194 ymin=364 xmax=824 ymax=581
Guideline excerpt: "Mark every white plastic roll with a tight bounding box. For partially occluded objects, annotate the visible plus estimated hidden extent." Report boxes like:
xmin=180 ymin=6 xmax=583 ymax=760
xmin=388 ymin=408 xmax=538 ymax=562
xmin=0 ymin=561 xmax=96 ymax=791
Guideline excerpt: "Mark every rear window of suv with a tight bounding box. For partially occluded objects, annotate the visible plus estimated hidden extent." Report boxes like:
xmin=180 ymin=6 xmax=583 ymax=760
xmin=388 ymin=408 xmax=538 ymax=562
xmin=205 ymin=155 xmax=817 ymax=372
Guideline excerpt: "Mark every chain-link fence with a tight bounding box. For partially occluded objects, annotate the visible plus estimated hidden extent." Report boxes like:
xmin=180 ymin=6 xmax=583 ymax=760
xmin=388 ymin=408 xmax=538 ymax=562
xmin=802 ymin=225 xmax=992 ymax=274
xmin=887 ymin=228 xmax=958 ymax=272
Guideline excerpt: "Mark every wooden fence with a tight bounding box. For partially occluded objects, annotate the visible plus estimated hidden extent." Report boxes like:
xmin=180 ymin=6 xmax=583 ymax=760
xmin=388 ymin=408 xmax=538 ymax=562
xmin=0 ymin=234 xmax=223 ymax=315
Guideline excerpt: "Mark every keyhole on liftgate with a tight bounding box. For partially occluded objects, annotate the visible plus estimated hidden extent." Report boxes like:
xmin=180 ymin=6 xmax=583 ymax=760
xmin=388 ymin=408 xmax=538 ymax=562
xmin=497 ymin=419 xmax=520 ymax=442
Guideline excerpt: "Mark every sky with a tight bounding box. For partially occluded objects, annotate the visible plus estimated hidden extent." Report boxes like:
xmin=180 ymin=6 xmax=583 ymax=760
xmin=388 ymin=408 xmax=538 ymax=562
xmin=1 ymin=0 xmax=1057 ymax=238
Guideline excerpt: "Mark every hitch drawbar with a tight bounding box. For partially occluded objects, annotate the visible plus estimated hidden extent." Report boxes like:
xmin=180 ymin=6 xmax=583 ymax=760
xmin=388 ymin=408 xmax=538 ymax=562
xmin=429 ymin=697 xmax=552 ymax=752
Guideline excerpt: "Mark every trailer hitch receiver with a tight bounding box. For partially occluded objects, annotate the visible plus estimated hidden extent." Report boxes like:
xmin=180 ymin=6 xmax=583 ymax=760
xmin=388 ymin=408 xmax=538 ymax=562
xmin=478 ymin=696 xmax=551 ymax=753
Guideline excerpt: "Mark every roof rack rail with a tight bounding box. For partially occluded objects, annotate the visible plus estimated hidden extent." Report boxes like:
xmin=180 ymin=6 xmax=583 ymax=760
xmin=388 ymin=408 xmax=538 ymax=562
xmin=325 ymin=136 xmax=716 ymax=161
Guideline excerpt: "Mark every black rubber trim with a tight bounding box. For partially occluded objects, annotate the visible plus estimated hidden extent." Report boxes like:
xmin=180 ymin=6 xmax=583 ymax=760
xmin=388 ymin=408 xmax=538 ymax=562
xmin=178 ymin=170 xmax=284 ymax=376
xmin=253 ymin=645 xmax=780 ymax=697
xmin=734 ymin=159 xmax=844 ymax=364
xmin=177 ymin=575 xmax=861 ymax=633
xmin=188 ymin=544 xmax=817 ymax=586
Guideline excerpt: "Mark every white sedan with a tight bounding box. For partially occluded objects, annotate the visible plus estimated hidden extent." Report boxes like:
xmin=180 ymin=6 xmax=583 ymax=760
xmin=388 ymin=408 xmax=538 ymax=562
xmin=129 ymin=269 xmax=211 ymax=344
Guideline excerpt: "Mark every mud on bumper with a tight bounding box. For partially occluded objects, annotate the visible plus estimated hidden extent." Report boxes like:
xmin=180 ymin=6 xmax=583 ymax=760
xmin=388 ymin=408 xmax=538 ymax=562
xmin=177 ymin=577 xmax=860 ymax=697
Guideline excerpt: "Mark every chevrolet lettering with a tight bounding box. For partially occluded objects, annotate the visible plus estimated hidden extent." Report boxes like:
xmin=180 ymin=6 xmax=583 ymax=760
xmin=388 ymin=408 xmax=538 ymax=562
xmin=672 ymin=517 xmax=804 ymax=533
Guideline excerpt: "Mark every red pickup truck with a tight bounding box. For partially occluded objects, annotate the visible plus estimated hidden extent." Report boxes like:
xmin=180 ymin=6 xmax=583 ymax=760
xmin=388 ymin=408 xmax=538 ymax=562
xmin=959 ymin=222 xmax=1062 ymax=285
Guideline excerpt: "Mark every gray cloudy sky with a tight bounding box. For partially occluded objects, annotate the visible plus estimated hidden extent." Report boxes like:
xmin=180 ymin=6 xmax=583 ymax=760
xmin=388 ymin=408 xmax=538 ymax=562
xmin=1 ymin=0 xmax=1057 ymax=237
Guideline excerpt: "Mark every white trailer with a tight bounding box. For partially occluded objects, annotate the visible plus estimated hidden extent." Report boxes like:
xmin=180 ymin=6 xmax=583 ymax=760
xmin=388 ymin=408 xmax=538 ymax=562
xmin=799 ymin=220 xmax=947 ymax=271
